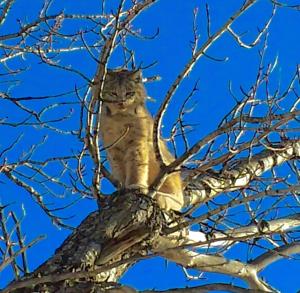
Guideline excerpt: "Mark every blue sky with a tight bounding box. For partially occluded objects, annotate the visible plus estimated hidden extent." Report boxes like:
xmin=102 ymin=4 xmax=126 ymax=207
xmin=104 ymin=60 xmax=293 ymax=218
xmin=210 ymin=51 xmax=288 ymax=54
xmin=0 ymin=0 xmax=299 ymax=291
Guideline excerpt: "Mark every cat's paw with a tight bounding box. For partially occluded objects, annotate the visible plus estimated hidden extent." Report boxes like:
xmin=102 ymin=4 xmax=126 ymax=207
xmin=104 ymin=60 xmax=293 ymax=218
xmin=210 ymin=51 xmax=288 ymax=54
xmin=126 ymin=184 xmax=149 ymax=194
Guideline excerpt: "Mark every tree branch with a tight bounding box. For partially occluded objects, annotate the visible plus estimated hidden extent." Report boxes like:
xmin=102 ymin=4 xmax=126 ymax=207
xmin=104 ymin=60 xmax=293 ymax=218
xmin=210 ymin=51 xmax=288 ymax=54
xmin=155 ymin=246 xmax=273 ymax=291
xmin=250 ymin=241 xmax=300 ymax=272
xmin=152 ymin=0 xmax=258 ymax=169
xmin=106 ymin=283 xmax=266 ymax=293
xmin=3 ymin=191 xmax=165 ymax=293
xmin=184 ymin=140 xmax=300 ymax=206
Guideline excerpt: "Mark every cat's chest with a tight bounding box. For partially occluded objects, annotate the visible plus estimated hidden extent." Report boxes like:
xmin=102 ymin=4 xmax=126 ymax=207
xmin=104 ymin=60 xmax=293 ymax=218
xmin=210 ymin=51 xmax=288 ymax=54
xmin=100 ymin=111 xmax=151 ymax=146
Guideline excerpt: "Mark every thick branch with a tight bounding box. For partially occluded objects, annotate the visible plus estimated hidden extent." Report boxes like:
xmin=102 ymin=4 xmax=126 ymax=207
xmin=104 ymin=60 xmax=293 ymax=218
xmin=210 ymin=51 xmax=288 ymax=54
xmin=113 ymin=283 xmax=265 ymax=293
xmin=182 ymin=213 xmax=300 ymax=248
xmin=142 ymin=284 xmax=265 ymax=293
xmin=184 ymin=140 xmax=300 ymax=205
xmin=155 ymin=246 xmax=272 ymax=291
xmin=4 ymin=191 xmax=164 ymax=293
xmin=153 ymin=215 xmax=300 ymax=290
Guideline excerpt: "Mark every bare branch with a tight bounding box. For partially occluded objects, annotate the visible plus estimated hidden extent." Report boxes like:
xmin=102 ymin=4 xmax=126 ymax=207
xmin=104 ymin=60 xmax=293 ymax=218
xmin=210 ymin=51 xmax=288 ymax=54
xmin=1 ymin=1 xmax=299 ymax=292
xmin=250 ymin=241 xmax=300 ymax=272
xmin=184 ymin=140 xmax=300 ymax=205
xmin=227 ymin=6 xmax=276 ymax=49
xmin=0 ymin=0 xmax=15 ymax=26
xmin=152 ymin=0 xmax=258 ymax=168
xmin=155 ymin=246 xmax=273 ymax=291
xmin=0 ymin=234 xmax=44 ymax=274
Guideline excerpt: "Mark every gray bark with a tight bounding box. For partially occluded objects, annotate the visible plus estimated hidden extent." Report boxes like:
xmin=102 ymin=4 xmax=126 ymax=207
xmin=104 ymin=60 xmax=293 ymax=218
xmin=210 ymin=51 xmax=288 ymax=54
xmin=5 ymin=190 xmax=166 ymax=293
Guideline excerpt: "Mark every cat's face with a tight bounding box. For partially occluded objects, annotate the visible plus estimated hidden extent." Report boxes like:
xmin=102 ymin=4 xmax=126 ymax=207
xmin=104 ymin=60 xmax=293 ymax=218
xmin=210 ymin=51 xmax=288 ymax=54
xmin=102 ymin=69 xmax=146 ymax=111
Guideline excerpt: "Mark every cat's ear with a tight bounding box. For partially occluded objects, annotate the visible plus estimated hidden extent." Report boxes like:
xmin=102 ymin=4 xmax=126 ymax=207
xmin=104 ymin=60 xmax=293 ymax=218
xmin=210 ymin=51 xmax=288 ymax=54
xmin=104 ymin=69 xmax=113 ymax=80
xmin=131 ymin=70 xmax=142 ymax=82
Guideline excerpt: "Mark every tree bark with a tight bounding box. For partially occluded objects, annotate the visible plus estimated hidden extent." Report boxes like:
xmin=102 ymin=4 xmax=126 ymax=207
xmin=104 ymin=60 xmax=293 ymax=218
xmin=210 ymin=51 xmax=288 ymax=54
xmin=4 ymin=190 xmax=166 ymax=293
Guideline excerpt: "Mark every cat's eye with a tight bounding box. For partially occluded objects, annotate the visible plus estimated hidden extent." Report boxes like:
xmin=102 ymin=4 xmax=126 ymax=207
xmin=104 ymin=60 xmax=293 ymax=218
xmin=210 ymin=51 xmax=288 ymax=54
xmin=110 ymin=92 xmax=118 ymax=97
xmin=126 ymin=91 xmax=135 ymax=97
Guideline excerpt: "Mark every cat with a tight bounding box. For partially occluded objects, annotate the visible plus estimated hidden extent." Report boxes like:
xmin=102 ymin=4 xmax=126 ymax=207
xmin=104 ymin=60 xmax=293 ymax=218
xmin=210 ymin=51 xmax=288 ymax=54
xmin=99 ymin=69 xmax=184 ymax=211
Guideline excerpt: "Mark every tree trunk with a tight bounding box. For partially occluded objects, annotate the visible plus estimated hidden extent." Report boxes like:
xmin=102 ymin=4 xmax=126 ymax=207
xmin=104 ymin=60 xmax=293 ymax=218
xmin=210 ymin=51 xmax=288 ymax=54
xmin=5 ymin=190 xmax=166 ymax=293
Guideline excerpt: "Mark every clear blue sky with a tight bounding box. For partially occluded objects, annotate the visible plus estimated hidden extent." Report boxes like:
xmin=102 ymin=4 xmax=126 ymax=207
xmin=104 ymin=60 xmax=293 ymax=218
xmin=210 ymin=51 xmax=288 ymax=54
xmin=0 ymin=0 xmax=299 ymax=291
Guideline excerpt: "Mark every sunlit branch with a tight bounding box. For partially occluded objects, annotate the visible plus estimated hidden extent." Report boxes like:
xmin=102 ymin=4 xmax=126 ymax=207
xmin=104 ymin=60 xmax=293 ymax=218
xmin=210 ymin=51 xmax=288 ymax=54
xmin=227 ymin=6 xmax=276 ymax=49
xmin=250 ymin=241 xmax=300 ymax=272
xmin=1 ymin=0 xmax=299 ymax=291
xmin=196 ymin=214 xmax=300 ymax=246
xmin=149 ymin=111 xmax=299 ymax=199
xmin=157 ymin=210 xmax=300 ymax=262
xmin=184 ymin=139 xmax=300 ymax=206
xmin=0 ymin=46 xmax=92 ymax=63
xmin=0 ymin=12 xmax=117 ymax=42
xmin=164 ymin=188 xmax=299 ymax=248
xmin=155 ymin=245 xmax=273 ymax=291
xmin=106 ymin=283 xmax=264 ymax=293
xmin=0 ymin=0 xmax=15 ymax=26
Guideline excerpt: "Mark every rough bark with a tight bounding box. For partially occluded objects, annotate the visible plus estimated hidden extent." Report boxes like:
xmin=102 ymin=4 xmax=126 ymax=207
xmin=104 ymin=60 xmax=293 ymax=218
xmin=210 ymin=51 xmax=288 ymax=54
xmin=4 ymin=190 xmax=166 ymax=293
xmin=3 ymin=140 xmax=300 ymax=292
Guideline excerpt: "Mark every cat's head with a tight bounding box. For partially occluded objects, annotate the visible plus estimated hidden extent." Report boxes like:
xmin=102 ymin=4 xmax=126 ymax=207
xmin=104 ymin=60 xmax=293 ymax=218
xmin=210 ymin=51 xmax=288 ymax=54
xmin=101 ymin=69 xmax=146 ymax=112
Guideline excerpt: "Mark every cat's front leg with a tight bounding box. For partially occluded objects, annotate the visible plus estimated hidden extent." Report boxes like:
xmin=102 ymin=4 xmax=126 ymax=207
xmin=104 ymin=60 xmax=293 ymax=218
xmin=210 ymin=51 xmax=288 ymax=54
xmin=124 ymin=143 xmax=149 ymax=194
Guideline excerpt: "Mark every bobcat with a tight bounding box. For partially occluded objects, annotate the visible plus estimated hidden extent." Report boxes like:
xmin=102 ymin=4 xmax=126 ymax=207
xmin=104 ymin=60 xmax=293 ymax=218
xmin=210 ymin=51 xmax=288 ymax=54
xmin=99 ymin=69 xmax=184 ymax=211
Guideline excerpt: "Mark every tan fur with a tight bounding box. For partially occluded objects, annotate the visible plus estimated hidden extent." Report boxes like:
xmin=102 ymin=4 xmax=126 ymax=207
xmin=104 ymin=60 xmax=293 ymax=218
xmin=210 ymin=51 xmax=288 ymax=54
xmin=99 ymin=69 xmax=184 ymax=211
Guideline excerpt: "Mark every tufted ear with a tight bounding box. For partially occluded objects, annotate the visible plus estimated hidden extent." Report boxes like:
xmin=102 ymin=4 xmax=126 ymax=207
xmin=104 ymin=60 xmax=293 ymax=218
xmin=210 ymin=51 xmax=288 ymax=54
xmin=104 ymin=69 xmax=115 ymax=81
xmin=131 ymin=69 xmax=142 ymax=82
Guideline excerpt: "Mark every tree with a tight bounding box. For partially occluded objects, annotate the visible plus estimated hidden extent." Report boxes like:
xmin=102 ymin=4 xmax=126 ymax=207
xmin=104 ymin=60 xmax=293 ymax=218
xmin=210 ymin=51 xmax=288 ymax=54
xmin=0 ymin=0 xmax=299 ymax=292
